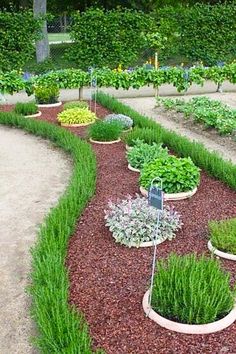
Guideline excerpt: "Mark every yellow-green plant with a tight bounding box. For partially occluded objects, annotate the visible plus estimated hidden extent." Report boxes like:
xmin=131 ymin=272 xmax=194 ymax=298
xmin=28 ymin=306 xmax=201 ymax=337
xmin=57 ymin=108 xmax=96 ymax=125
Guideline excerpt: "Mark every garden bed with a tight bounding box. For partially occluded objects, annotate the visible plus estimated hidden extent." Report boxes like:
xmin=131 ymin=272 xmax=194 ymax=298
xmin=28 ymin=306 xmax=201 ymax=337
xmin=1 ymin=101 xmax=236 ymax=353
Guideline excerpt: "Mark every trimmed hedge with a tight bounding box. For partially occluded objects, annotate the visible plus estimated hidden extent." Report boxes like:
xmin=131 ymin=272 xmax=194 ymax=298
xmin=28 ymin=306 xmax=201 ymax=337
xmin=96 ymin=91 xmax=236 ymax=191
xmin=0 ymin=112 xmax=99 ymax=353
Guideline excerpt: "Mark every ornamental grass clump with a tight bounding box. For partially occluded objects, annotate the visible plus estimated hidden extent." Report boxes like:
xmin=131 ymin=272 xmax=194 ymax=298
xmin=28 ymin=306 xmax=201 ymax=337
xmin=89 ymin=120 xmax=122 ymax=141
xmin=209 ymin=218 xmax=236 ymax=255
xmin=140 ymin=155 xmax=200 ymax=194
xmin=104 ymin=113 xmax=133 ymax=130
xmin=14 ymin=101 xmax=38 ymax=116
xmin=123 ymin=127 xmax=163 ymax=147
xmin=104 ymin=194 xmax=182 ymax=247
xmin=152 ymin=253 xmax=235 ymax=324
xmin=63 ymin=101 xmax=88 ymax=110
xmin=127 ymin=140 xmax=169 ymax=170
xmin=57 ymin=107 xmax=96 ymax=125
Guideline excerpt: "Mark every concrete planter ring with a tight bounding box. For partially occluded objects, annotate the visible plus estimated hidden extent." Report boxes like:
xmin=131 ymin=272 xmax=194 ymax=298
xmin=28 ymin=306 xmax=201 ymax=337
xmin=143 ymin=289 xmax=236 ymax=334
xmin=128 ymin=164 xmax=140 ymax=173
xmin=89 ymin=138 xmax=121 ymax=145
xmin=37 ymin=101 xmax=62 ymax=108
xmin=128 ymin=237 xmax=167 ymax=248
xmin=125 ymin=144 xmax=133 ymax=151
xmin=208 ymin=240 xmax=236 ymax=261
xmin=24 ymin=111 xmax=42 ymax=118
xmin=60 ymin=121 xmax=94 ymax=128
xmin=140 ymin=186 xmax=198 ymax=201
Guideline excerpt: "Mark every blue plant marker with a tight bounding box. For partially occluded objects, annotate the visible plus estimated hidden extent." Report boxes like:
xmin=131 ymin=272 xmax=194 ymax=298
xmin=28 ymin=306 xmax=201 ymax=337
xmin=148 ymin=185 xmax=163 ymax=211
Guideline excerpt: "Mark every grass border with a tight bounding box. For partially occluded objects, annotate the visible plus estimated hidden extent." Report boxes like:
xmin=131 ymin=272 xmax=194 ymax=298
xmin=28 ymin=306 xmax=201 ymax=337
xmin=96 ymin=91 xmax=236 ymax=191
xmin=0 ymin=112 xmax=99 ymax=353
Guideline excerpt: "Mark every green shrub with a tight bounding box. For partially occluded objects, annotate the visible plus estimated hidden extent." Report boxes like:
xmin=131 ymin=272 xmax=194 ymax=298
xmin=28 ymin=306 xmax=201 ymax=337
xmin=66 ymin=7 xmax=155 ymax=69
xmin=0 ymin=11 xmax=42 ymax=71
xmin=63 ymin=101 xmax=88 ymax=110
xmin=140 ymin=155 xmax=200 ymax=193
xmin=58 ymin=108 xmax=96 ymax=125
xmin=89 ymin=120 xmax=122 ymax=141
xmin=34 ymin=85 xmax=60 ymax=104
xmin=123 ymin=127 xmax=163 ymax=147
xmin=0 ymin=111 xmax=98 ymax=352
xmin=14 ymin=102 xmax=38 ymax=116
xmin=127 ymin=140 xmax=169 ymax=170
xmin=96 ymin=92 xmax=236 ymax=191
xmin=152 ymin=253 xmax=235 ymax=324
xmin=104 ymin=114 xmax=133 ymax=130
xmin=209 ymin=218 xmax=236 ymax=255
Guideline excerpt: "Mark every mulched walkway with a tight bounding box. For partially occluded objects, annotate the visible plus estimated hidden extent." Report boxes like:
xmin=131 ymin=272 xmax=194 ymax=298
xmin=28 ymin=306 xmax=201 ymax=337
xmin=1 ymin=102 xmax=236 ymax=354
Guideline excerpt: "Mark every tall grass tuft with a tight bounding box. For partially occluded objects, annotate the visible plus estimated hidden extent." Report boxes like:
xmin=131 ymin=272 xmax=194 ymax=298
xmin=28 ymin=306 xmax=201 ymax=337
xmin=209 ymin=218 xmax=236 ymax=255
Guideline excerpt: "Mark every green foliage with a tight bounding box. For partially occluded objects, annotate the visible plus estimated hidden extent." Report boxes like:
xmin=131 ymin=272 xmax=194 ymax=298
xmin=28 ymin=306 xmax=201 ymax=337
xmin=0 ymin=70 xmax=25 ymax=94
xmin=96 ymin=92 xmax=236 ymax=191
xmin=14 ymin=102 xmax=38 ymax=116
xmin=0 ymin=11 xmax=42 ymax=72
xmin=34 ymin=85 xmax=60 ymax=104
xmin=0 ymin=111 xmax=98 ymax=353
xmin=66 ymin=7 xmax=155 ymax=69
xmin=104 ymin=113 xmax=133 ymax=130
xmin=63 ymin=101 xmax=89 ymax=110
xmin=89 ymin=120 xmax=122 ymax=141
xmin=140 ymin=155 xmax=200 ymax=193
xmin=209 ymin=218 xmax=236 ymax=255
xmin=152 ymin=253 xmax=235 ymax=324
xmin=158 ymin=96 xmax=236 ymax=135
xmin=123 ymin=127 xmax=163 ymax=146
xmin=58 ymin=108 xmax=96 ymax=125
xmin=127 ymin=140 xmax=168 ymax=170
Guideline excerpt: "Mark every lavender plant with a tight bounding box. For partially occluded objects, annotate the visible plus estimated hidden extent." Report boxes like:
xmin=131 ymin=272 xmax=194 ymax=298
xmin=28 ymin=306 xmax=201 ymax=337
xmin=104 ymin=194 xmax=182 ymax=247
xmin=104 ymin=113 xmax=133 ymax=130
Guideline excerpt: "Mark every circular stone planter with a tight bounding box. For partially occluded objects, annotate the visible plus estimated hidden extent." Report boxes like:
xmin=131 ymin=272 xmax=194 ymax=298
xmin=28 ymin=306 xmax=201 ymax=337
xmin=128 ymin=237 xmax=167 ymax=248
xmin=128 ymin=164 xmax=140 ymax=173
xmin=24 ymin=111 xmax=42 ymax=118
xmin=60 ymin=121 xmax=94 ymax=128
xmin=37 ymin=101 xmax=62 ymax=108
xmin=208 ymin=240 xmax=236 ymax=261
xmin=143 ymin=289 xmax=236 ymax=334
xmin=140 ymin=186 xmax=198 ymax=201
xmin=125 ymin=144 xmax=133 ymax=151
xmin=89 ymin=138 xmax=121 ymax=145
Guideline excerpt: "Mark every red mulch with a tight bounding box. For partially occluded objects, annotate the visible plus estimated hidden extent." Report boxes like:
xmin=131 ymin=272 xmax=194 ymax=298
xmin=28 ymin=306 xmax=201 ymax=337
xmin=2 ymin=102 xmax=236 ymax=353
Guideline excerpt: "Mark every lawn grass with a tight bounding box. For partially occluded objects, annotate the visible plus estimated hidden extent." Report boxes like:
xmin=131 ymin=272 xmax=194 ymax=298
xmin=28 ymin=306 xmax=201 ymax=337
xmin=48 ymin=33 xmax=71 ymax=43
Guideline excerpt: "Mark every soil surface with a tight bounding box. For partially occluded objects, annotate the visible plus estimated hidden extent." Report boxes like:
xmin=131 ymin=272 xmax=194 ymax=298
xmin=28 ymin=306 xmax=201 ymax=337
xmin=0 ymin=126 xmax=72 ymax=354
xmin=120 ymin=94 xmax=236 ymax=165
xmin=1 ymin=102 xmax=236 ymax=353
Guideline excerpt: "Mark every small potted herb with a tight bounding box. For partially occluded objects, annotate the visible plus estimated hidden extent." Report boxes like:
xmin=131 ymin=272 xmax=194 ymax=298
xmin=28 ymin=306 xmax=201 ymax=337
xmin=104 ymin=113 xmax=133 ymax=131
xmin=57 ymin=107 xmax=96 ymax=127
xmin=14 ymin=101 xmax=41 ymax=118
xmin=89 ymin=120 xmax=122 ymax=144
xmin=34 ymin=85 xmax=61 ymax=107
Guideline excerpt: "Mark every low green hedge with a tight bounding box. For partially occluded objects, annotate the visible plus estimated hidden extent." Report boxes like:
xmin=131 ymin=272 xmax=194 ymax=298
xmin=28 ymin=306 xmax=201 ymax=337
xmin=96 ymin=92 xmax=236 ymax=191
xmin=0 ymin=112 xmax=99 ymax=353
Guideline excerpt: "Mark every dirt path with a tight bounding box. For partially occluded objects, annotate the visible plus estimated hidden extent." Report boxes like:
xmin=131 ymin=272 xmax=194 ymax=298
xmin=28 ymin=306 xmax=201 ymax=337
xmin=0 ymin=126 xmax=72 ymax=354
xmin=120 ymin=95 xmax=236 ymax=165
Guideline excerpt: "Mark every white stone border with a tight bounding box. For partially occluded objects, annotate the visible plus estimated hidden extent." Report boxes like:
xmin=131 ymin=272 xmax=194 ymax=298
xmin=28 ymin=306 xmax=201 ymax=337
xmin=89 ymin=138 xmax=121 ymax=145
xmin=128 ymin=237 xmax=166 ymax=248
xmin=60 ymin=121 xmax=94 ymax=127
xmin=24 ymin=111 xmax=42 ymax=118
xmin=140 ymin=186 xmax=198 ymax=201
xmin=208 ymin=240 xmax=236 ymax=261
xmin=125 ymin=144 xmax=133 ymax=151
xmin=143 ymin=289 xmax=236 ymax=334
xmin=128 ymin=164 xmax=140 ymax=173
xmin=37 ymin=101 xmax=62 ymax=108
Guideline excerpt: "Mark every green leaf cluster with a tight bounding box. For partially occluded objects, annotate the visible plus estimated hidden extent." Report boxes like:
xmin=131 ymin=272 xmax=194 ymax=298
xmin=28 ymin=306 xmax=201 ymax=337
xmin=57 ymin=107 xmax=96 ymax=124
xmin=209 ymin=218 xmax=236 ymax=255
xmin=34 ymin=85 xmax=60 ymax=104
xmin=89 ymin=120 xmax=122 ymax=141
xmin=152 ymin=253 xmax=235 ymax=324
xmin=63 ymin=101 xmax=88 ymax=110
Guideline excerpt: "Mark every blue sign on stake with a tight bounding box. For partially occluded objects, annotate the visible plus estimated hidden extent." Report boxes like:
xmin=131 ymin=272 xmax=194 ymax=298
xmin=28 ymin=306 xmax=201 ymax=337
xmin=148 ymin=177 xmax=164 ymax=211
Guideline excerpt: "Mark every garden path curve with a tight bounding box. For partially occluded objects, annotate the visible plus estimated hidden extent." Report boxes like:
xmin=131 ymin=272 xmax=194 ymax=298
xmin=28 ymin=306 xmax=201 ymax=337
xmin=0 ymin=126 xmax=72 ymax=354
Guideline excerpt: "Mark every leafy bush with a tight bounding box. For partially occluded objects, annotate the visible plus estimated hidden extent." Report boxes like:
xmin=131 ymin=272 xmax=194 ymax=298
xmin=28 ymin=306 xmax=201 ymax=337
xmin=105 ymin=195 xmax=182 ymax=247
xmin=140 ymin=155 xmax=200 ymax=193
xmin=104 ymin=114 xmax=133 ymax=130
xmin=159 ymin=96 xmax=236 ymax=135
xmin=57 ymin=108 xmax=96 ymax=125
xmin=14 ymin=102 xmax=38 ymax=116
xmin=89 ymin=120 xmax=122 ymax=141
xmin=127 ymin=140 xmax=169 ymax=170
xmin=63 ymin=101 xmax=88 ymax=110
xmin=34 ymin=85 xmax=60 ymax=104
xmin=66 ymin=8 xmax=155 ymax=69
xmin=209 ymin=218 xmax=236 ymax=255
xmin=0 ymin=11 xmax=42 ymax=71
xmin=152 ymin=253 xmax=235 ymax=324
xmin=123 ymin=127 xmax=163 ymax=147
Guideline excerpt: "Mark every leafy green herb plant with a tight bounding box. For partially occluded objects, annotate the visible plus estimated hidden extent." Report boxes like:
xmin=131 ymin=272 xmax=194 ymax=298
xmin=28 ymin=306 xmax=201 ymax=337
xmin=89 ymin=120 xmax=122 ymax=142
xmin=34 ymin=85 xmax=60 ymax=104
xmin=104 ymin=114 xmax=133 ymax=130
xmin=140 ymin=155 xmax=200 ymax=193
xmin=63 ymin=101 xmax=88 ymax=110
xmin=58 ymin=108 xmax=96 ymax=125
xmin=209 ymin=218 xmax=236 ymax=255
xmin=152 ymin=253 xmax=235 ymax=324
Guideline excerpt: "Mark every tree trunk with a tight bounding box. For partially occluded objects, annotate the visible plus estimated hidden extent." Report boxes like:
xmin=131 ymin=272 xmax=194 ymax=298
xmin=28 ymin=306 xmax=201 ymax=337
xmin=33 ymin=0 xmax=50 ymax=63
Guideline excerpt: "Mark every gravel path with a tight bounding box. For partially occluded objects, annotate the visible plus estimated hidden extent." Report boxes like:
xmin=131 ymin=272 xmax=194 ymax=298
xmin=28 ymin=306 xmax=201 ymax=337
xmin=120 ymin=95 xmax=236 ymax=165
xmin=0 ymin=126 xmax=72 ymax=354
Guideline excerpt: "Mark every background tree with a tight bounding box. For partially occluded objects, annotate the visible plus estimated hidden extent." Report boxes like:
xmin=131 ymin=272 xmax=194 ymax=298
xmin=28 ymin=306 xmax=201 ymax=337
xmin=33 ymin=0 xmax=50 ymax=63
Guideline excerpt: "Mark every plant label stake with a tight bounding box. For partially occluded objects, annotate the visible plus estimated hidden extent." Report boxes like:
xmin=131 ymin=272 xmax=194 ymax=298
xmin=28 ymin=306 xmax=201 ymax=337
xmin=148 ymin=177 xmax=164 ymax=314
xmin=89 ymin=67 xmax=97 ymax=115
